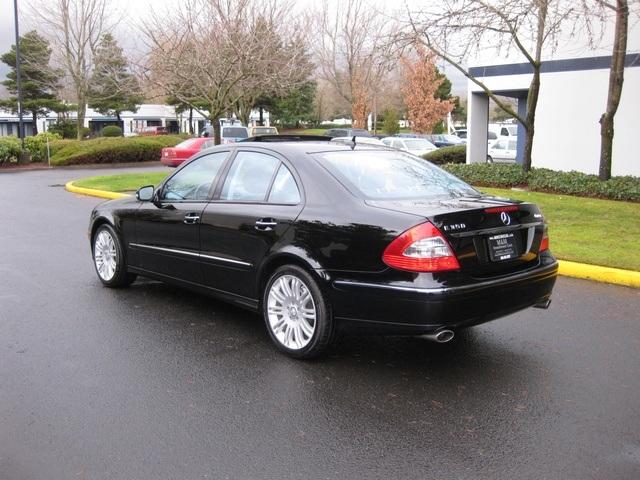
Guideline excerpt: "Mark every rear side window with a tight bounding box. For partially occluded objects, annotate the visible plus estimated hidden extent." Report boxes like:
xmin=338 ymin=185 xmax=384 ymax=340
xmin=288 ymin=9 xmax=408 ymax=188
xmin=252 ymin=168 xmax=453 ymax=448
xmin=268 ymin=165 xmax=300 ymax=204
xmin=315 ymin=150 xmax=478 ymax=200
xmin=220 ymin=151 xmax=279 ymax=202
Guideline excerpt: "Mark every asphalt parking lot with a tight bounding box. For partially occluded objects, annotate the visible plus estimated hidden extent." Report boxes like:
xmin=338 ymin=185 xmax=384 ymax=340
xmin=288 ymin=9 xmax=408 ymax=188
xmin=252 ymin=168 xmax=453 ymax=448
xmin=1 ymin=166 xmax=639 ymax=480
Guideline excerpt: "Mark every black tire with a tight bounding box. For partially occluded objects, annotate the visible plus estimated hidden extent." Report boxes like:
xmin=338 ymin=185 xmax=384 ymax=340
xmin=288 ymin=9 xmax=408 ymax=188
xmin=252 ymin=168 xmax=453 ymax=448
xmin=262 ymin=265 xmax=333 ymax=359
xmin=92 ymin=224 xmax=137 ymax=288
xmin=486 ymin=155 xmax=493 ymax=163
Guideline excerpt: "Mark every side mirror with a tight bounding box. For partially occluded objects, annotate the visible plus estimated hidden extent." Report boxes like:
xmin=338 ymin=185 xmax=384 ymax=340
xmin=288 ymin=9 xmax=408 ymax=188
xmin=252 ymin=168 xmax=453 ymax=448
xmin=136 ymin=185 xmax=154 ymax=201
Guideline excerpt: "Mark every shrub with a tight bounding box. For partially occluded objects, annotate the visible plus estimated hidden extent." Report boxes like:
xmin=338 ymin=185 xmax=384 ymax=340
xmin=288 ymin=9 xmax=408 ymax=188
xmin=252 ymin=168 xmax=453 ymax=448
xmin=101 ymin=125 xmax=123 ymax=137
xmin=48 ymin=120 xmax=91 ymax=139
xmin=50 ymin=135 xmax=184 ymax=166
xmin=441 ymin=163 xmax=529 ymax=187
xmin=440 ymin=163 xmax=640 ymax=202
xmin=382 ymin=108 xmax=400 ymax=136
xmin=0 ymin=136 xmax=21 ymax=164
xmin=423 ymin=145 xmax=466 ymax=165
xmin=23 ymin=132 xmax=62 ymax=162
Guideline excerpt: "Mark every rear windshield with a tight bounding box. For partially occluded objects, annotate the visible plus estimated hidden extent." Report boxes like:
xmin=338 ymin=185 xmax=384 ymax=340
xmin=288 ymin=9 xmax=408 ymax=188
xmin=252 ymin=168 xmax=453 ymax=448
xmin=222 ymin=127 xmax=248 ymax=138
xmin=176 ymin=139 xmax=200 ymax=148
xmin=403 ymin=139 xmax=436 ymax=149
xmin=315 ymin=150 xmax=478 ymax=200
xmin=350 ymin=129 xmax=372 ymax=137
xmin=253 ymin=127 xmax=277 ymax=134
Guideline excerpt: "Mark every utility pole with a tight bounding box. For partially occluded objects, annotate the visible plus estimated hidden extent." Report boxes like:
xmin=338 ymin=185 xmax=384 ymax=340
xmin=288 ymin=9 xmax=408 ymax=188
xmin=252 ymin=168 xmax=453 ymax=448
xmin=13 ymin=0 xmax=25 ymax=154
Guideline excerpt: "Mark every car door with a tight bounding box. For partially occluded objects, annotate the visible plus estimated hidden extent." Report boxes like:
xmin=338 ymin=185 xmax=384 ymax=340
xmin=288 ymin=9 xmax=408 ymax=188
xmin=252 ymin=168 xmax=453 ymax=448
xmin=199 ymin=149 xmax=304 ymax=299
xmin=133 ymin=151 xmax=229 ymax=283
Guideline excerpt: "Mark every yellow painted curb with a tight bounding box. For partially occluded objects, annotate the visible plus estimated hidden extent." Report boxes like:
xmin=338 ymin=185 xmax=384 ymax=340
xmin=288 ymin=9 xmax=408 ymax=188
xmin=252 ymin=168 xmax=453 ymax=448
xmin=65 ymin=180 xmax=131 ymax=200
xmin=64 ymin=179 xmax=639 ymax=289
xmin=558 ymin=260 xmax=640 ymax=288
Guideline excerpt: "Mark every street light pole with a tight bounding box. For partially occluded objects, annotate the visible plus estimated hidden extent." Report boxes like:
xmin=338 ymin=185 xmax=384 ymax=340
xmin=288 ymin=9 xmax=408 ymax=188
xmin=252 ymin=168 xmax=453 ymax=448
xmin=13 ymin=0 xmax=25 ymax=151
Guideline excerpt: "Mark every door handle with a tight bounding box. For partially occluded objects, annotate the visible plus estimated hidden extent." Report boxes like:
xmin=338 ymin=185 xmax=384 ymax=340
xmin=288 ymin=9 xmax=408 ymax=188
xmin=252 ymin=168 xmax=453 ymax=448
xmin=255 ymin=218 xmax=277 ymax=231
xmin=184 ymin=212 xmax=201 ymax=224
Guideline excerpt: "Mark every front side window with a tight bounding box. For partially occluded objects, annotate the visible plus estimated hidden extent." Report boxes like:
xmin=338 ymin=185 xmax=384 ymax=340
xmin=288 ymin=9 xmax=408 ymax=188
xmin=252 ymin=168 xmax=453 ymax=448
xmin=162 ymin=151 xmax=228 ymax=201
xmin=220 ymin=151 xmax=280 ymax=202
xmin=508 ymin=140 xmax=517 ymax=150
xmin=315 ymin=150 xmax=479 ymax=200
xmin=268 ymin=165 xmax=301 ymax=204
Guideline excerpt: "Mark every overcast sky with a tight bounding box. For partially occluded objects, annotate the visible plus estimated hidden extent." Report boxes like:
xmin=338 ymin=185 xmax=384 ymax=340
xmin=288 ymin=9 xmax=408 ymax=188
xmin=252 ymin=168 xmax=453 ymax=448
xmin=0 ymin=0 xmax=468 ymax=97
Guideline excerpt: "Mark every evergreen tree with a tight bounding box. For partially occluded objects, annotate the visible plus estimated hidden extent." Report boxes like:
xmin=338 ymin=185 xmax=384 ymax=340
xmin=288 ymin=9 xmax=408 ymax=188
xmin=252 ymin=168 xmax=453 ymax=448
xmin=269 ymin=82 xmax=316 ymax=127
xmin=88 ymin=34 xmax=143 ymax=121
xmin=0 ymin=31 xmax=62 ymax=134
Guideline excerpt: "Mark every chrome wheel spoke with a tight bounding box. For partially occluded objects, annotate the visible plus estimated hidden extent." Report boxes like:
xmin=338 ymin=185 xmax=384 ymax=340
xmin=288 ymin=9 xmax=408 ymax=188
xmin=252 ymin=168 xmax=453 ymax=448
xmin=267 ymin=274 xmax=317 ymax=350
xmin=94 ymin=230 xmax=118 ymax=281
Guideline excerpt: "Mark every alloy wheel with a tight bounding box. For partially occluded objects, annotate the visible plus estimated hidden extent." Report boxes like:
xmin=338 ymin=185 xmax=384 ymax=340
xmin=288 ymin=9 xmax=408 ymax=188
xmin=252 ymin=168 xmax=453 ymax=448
xmin=94 ymin=230 xmax=117 ymax=281
xmin=266 ymin=274 xmax=317 ymax=350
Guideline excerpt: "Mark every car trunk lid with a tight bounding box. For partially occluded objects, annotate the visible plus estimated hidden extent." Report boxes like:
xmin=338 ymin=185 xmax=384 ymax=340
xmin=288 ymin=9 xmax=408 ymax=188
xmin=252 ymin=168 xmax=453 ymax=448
xmin=366 ymin=196 xmax=546 ymax=278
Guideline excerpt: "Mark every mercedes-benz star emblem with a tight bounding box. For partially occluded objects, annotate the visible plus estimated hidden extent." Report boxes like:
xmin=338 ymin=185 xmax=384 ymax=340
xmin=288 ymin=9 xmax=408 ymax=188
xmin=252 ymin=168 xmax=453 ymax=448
xmin=500 ymin=211 xmax=511 ymax=226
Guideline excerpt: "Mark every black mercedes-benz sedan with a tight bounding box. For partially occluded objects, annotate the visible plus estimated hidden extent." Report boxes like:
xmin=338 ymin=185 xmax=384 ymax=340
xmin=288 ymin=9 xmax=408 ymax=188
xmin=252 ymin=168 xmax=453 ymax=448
xmin=89 ymin=141 xmax=557 ymax=358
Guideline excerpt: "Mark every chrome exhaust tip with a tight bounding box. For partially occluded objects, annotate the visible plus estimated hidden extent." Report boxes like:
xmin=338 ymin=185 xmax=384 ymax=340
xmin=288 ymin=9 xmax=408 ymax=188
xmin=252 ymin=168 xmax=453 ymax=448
xmin=422 ymin=329 xmax=455 ymax=343
xmin=533 ymin=299 xmax=552 ymax=309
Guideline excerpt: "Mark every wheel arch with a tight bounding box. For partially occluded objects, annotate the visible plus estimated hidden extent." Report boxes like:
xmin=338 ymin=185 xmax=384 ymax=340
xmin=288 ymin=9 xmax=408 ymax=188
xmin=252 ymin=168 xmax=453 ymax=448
xmin=257 ymin=249 xmax=330 ymax=302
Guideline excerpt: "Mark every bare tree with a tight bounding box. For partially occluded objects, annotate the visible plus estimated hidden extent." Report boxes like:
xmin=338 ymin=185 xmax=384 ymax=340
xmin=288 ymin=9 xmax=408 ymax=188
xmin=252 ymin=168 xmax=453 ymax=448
xmin=30 ymin=0 xmax=113 ymax=139
xmin=315 ymin=0 xmax=396 ymax=129
xmin=142 ymin=0 xmax=311 ymax=144
xmin=595 ymin=0 xmax=630 ymax=180
xmin=405 ymin=0 xmax=579 ymax=171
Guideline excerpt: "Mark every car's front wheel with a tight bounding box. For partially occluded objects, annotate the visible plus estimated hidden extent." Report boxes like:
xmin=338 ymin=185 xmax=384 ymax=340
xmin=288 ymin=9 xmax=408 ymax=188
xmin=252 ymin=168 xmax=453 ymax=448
xmin=486 ymin=155 xmax=493 ymax=163
xmin=92 ymin=224 xmax=137 ymax=288
xmin=263 ymin=265 xmax=333 ymax=359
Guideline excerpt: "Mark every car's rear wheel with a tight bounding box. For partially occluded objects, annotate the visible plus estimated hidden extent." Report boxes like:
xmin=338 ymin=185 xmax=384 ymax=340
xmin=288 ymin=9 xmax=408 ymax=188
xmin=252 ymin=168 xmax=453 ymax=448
xmin=263 ymin=265 xmax=333 ymax=359
xmin=92 ymin=224 xmax=137 ymax=288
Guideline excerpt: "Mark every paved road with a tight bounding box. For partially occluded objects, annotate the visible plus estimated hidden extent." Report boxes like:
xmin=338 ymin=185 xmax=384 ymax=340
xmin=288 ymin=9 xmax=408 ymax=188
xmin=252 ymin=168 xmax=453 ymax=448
xmin=1 ymin=166 xmax=639 ymax=480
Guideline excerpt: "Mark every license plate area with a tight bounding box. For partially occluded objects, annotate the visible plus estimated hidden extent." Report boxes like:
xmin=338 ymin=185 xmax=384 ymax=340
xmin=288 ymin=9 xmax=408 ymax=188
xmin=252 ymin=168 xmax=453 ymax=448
xmin=487 ymin=232 xmax=519 ymax=262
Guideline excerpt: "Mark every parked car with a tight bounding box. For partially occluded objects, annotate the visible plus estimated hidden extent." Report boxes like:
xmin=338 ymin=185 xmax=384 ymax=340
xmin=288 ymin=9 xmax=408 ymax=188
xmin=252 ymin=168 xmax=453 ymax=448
xmin=487 ymin=138 xmax=518 ymax=163
xmin=425 ymin=134 xmax=464 ymax=148
xmin=248 ymin=126 xmax=279 ymax=137
xmin=89 ymin=141 xmax=556 ymax=358
xmin=489 ymin=123 xmax=518 ymax=139
xmin=161 ymin=138 xmax=215 ymax=167
xmin=331 ymin=136 xmax=385 ymax=146
xmin=381 ymin=137 xmax=438 ymax=156
xmin=138 ymin=126 xmax=168 ymax=136
xmin=455 ymin=129 xmax=467 ymax=140
xmin=202 ymin=125 xmax=250 ymax=143
xmin=324 ymin=128 xmax=372 ymax=138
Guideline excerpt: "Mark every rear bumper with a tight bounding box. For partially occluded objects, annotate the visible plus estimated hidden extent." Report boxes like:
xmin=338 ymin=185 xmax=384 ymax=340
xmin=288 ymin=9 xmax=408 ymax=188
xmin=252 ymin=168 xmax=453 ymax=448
xmin=160 ymin=157 xmax=183 ymax=167
xmin=329 ymin=260 xmax=558 ymax=334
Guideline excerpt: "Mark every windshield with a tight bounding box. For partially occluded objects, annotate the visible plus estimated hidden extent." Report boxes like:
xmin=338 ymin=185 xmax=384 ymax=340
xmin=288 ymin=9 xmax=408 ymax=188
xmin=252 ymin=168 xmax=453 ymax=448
xmin=315 ymin=150 xmax=479 ymax=200
xmin=507 ymin=126 xmax=517 ymax=135
xmin=223 ymin=127 xmax=248 ymax=138
xmin=403 ymin=139 xmax=436 ymax=150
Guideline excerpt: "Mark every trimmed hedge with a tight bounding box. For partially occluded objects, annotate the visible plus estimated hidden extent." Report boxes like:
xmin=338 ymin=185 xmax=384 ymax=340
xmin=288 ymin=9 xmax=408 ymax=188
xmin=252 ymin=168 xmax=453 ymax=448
xmin=423 ymin=145 xmax=466 ymax=165
xmin=50 ymin=135 xmax=184 ymax=166
xmin=440 ymin=163 xmax=640 ymax=202
xmin=101 ymin=125 xmax=123 ymax=137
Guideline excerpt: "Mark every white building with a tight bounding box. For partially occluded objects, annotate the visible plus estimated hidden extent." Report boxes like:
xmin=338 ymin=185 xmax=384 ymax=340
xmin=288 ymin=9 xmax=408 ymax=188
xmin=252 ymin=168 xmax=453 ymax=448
xmin=0 ymin=104 xmax=270 ymax=137
xmin=466 ymin=18 xmax=640 ymax=177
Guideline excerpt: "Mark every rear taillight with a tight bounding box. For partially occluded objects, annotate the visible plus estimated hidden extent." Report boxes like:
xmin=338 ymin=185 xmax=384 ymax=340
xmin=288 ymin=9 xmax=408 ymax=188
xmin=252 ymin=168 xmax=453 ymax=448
xmin=383 ymin=222 xmax=460 ymax=272
xmin=163 ymin=149 xmax=176 ymax=157
xmin=540 ymin=229 xmax=549 ymax=252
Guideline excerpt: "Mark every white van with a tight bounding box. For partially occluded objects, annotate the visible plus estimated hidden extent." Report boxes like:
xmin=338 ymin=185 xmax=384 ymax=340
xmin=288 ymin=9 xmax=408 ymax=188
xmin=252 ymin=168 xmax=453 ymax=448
xmin=489 ymin=123 xmax=518 ymax=139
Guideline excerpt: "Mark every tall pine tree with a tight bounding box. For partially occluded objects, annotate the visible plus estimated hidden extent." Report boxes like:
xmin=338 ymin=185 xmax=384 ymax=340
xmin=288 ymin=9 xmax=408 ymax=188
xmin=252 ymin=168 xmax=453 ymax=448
xmin=1 ymin=31 xmax=62 ymax=134
xmin=88 ymin=34 xmax=143 ymax=122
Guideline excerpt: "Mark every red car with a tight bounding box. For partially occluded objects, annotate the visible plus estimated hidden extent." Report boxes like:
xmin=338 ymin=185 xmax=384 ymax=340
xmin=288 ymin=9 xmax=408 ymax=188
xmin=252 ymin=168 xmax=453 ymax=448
xmin=161 ymin=138 xmax=214 ymax=167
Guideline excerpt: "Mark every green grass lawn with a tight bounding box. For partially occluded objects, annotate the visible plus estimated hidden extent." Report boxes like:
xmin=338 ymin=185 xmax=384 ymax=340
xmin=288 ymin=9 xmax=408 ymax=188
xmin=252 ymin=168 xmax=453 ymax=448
xmin=72 ymin=172 xmax=640 ymax=271
xmin=73 ymin=172 xmax=169 ymax=192
xmin=481 ymin=188 xmax=640 ymax=271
